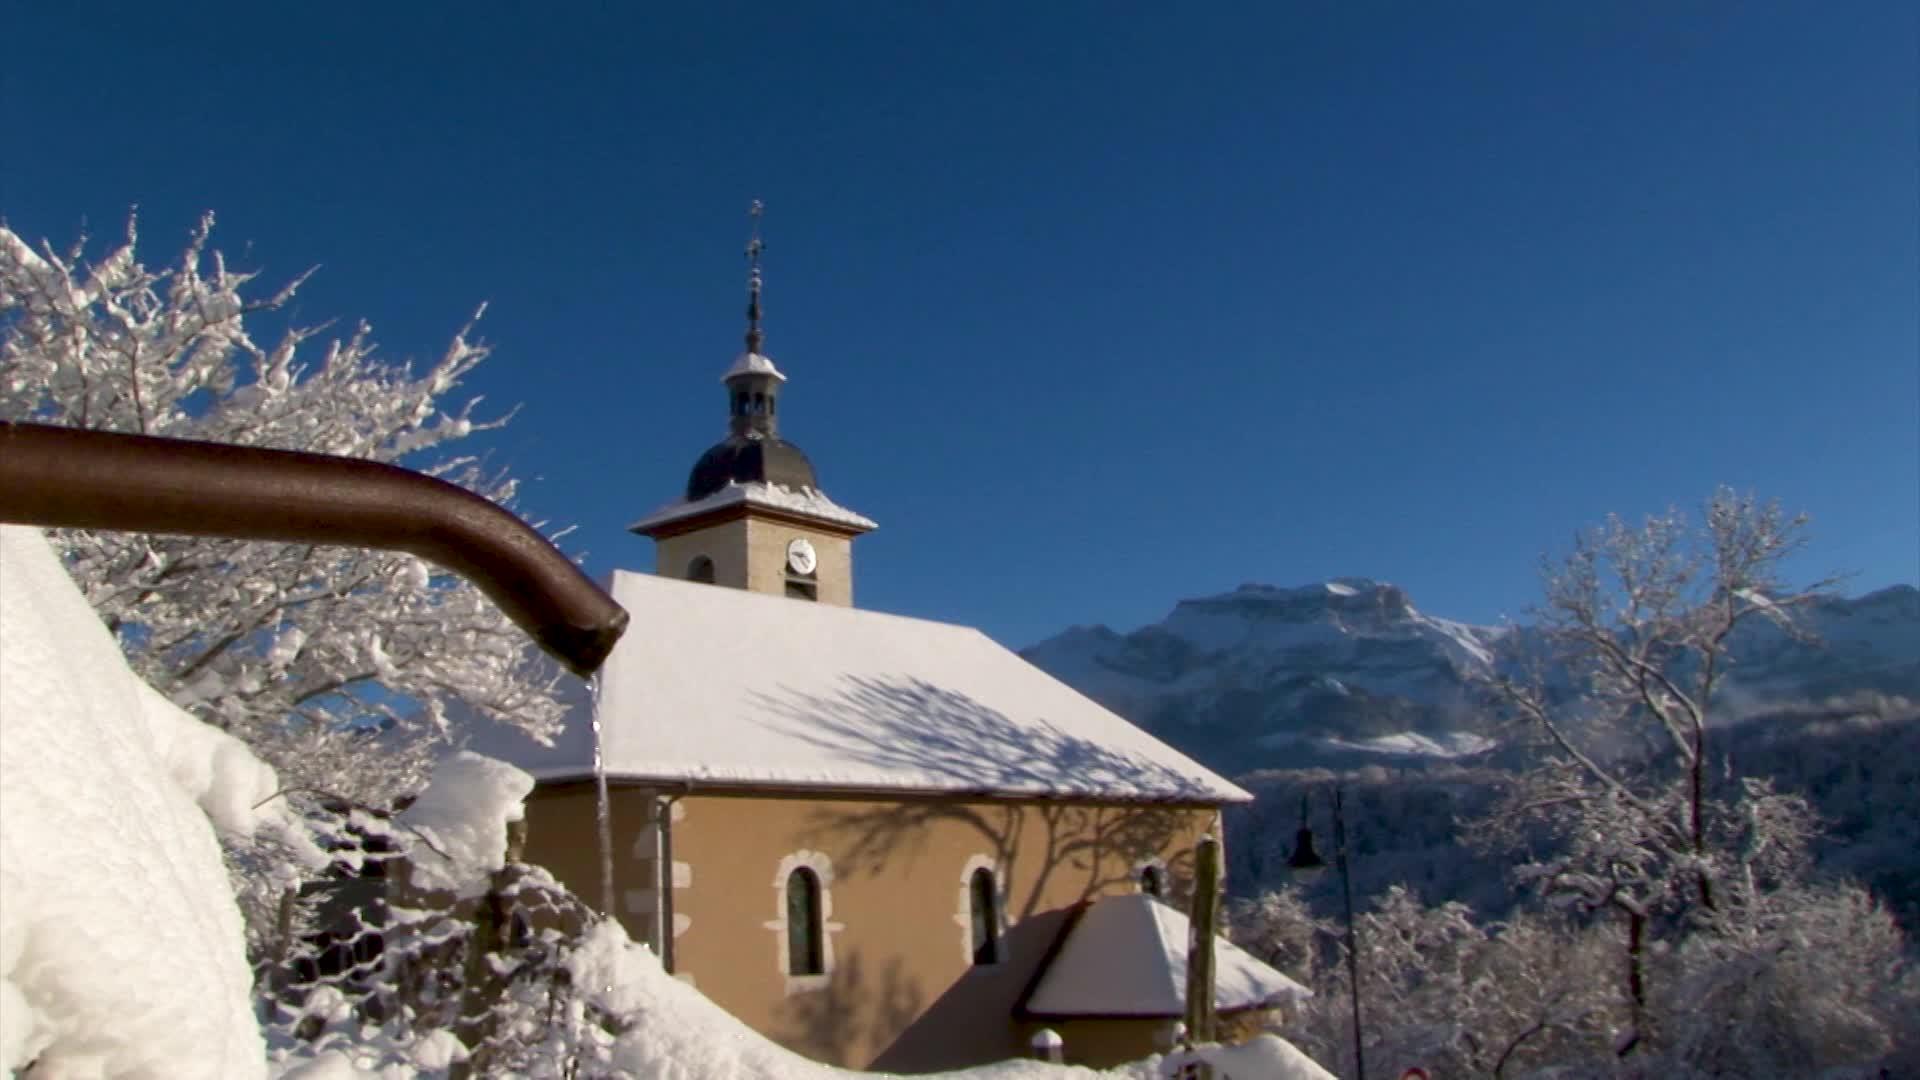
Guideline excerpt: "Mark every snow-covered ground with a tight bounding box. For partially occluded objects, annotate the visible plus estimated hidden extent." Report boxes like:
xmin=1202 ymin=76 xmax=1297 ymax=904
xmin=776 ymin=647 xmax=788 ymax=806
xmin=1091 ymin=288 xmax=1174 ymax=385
xmin=0 ymin=524 xmax=1331 ymax=1080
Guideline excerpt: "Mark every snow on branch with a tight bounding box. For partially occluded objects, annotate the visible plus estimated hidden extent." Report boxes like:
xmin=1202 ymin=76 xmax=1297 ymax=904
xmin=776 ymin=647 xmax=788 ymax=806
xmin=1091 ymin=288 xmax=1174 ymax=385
xmin=1 ymin=214 xmax=570 ymax=809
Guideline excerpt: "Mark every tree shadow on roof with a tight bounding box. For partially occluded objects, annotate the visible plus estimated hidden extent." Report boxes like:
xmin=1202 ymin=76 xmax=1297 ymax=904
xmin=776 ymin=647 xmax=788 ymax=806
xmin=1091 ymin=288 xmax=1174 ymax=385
xmin=752 ymin=674 xmax=1209 ymax=923
xmin=748 ymin=673 xmax=1218 ymax=801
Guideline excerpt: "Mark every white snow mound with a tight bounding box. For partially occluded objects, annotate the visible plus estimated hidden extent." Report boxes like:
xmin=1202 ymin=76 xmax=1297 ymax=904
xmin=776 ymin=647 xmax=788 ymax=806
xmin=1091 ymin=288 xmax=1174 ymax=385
xmin=0 ymin=525 xmax=273 ymax=1077
xmin=1166 ymin=1035 xmax=1335 ymax=1080
xmin=398 ymin=750 xmax=534 ymax=898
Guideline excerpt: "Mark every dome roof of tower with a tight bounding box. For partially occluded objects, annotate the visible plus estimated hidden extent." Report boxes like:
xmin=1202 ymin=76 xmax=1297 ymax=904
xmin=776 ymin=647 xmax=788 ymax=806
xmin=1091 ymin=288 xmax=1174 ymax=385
xmin=685 ymin=434 xmax=817 ymax=502
xmin=722 ymin=351 xmax=786 ymax=382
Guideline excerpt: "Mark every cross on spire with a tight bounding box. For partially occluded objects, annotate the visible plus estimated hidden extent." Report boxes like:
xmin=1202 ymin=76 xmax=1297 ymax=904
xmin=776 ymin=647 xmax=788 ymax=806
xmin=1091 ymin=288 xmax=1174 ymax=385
xmin=744 ymin=199 xmax=766 ymax=355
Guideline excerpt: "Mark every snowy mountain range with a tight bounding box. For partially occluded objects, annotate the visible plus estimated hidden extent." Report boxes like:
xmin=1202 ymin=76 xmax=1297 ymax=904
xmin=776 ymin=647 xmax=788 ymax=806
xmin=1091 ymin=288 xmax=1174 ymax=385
xmin=1020 ymin=578 xmax=1920 ymax=775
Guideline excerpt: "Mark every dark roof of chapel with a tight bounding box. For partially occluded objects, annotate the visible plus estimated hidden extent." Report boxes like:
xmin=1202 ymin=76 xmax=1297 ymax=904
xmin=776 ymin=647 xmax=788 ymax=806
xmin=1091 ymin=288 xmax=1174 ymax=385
xmin=686 ymin=434 xmax=818 ymax=502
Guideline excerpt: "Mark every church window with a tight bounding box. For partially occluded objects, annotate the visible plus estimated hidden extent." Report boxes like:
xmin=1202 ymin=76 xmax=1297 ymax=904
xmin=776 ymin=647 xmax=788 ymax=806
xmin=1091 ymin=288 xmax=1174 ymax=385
xmin=766 ymin=851 xmax=838 ymax=993
xmin=785 ymin=579 xmax=818 ymax=601
xmin=953 ymin=855 xmax=1006 ymax=968
xmin=732 ymin=392 xmax=747 ymax=417
xmin=686 ymin=556 xmax=716 ymax=584
xmin=968 ymin=867 xmax=1001 ymax=965
xmin=785 ymin=868 xmax=825 ymax=976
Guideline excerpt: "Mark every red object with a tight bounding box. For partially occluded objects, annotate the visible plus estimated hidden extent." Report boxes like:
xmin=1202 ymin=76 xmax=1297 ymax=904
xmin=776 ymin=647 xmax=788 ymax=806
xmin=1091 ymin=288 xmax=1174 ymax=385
xmin=1401 ymin=1070 xmax=1431 ymax=1080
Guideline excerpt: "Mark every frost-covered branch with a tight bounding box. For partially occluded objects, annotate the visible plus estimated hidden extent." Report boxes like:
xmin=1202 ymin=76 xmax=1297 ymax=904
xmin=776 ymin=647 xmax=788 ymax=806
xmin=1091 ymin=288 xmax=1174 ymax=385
xmin=1 ymin=214 xmax=570 ymax=809
xmin=1468 ymin=490 xmax=1846 ymax=1054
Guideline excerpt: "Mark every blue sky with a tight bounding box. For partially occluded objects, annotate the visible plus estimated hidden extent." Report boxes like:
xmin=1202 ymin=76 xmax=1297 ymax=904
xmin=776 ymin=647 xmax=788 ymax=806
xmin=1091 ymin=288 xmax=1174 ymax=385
xmin=5 ymin=3 xmax=1915 ymax=648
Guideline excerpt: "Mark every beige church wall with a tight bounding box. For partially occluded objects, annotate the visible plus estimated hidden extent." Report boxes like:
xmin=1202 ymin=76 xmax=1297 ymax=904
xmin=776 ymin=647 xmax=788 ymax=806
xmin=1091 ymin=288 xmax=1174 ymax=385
xmin=515 ymin=783 xmax=1222 ymax=1070
xmin=742 ymin=516 xmax=855 ymax=606
xmin=648 ymin=513 xmax=857 ymax=605
xmin=655 ymin=526 xmax=751 ymax=590
xmin=665 ymin=789 xmax=1222 ymax=1071
xmin=516 ymin=783 xmax=671 ymax=954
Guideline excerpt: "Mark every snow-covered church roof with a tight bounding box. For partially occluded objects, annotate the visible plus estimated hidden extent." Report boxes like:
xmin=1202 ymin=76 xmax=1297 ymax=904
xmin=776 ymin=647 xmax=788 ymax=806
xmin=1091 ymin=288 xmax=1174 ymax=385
xmin=1023 ymin=894 xmax=1309 ymax=1018
xmin=628 ymin=480 xmax=877 ymax=535
xmin=468 ymin=571 xmax=1250 ymax=803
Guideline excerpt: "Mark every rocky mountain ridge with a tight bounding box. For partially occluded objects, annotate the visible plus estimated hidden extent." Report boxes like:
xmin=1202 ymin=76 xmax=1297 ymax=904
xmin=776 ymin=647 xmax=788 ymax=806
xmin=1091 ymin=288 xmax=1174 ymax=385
xmin=1020 ymin=578 xmax=1920 ymax=775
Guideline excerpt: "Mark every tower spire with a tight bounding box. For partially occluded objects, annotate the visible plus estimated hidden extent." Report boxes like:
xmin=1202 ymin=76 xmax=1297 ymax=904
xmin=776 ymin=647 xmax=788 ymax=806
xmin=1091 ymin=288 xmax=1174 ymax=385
xmin=744 ymin=199 xmax=766 ymax=355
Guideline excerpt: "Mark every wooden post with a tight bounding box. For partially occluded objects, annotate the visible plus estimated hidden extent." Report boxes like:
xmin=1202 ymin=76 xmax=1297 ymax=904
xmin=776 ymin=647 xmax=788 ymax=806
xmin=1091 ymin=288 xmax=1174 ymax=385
xmin=451 ymin=816 xmax=531 ymax=1078
xmin=1184 ymin=835 xmax=1222 ymax=1046
xmin=267 ymin=885 xmax=299 ymax=1010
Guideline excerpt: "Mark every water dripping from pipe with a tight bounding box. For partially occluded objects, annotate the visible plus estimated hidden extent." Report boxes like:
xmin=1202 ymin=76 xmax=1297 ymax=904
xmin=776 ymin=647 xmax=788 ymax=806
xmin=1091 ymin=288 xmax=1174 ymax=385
xmin=588 ymin=673 xmax=615 ymax=918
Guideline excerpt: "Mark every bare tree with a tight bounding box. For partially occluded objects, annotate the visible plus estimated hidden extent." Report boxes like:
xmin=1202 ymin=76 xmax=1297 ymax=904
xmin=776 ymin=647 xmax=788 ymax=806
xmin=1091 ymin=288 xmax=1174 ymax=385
xmin=1476 ymin=489 xmax=1841 ymax=1053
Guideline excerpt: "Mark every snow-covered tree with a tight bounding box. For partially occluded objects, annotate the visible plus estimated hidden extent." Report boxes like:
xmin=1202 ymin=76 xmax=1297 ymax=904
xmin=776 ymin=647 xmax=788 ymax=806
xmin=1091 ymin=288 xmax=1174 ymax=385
xmin=1650 ymin=880 xmax=1919 ymax=1077
xmin=0 ymin=214 xmax=568 ymax=807
xmin=1229 ymin=885 xmax=1326 ymax=982
xmin=1474 ymin=490 xmax=1844 ymax=1053
xmin=1246 ymin=886 xmax=1623 ymax=1080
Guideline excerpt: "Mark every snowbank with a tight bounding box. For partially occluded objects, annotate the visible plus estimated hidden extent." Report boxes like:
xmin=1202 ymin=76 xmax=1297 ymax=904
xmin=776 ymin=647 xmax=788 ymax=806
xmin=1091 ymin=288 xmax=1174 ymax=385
xmin=570 ymin=919 xmax=1148 ymax=1080
xmin=1164 ymin=1035 xmax=1336 ymax=1080
xmin=397 ymin=751 xmax=534 ymax=897
xmin=0 ymin=525 xmax=288 ymax=1077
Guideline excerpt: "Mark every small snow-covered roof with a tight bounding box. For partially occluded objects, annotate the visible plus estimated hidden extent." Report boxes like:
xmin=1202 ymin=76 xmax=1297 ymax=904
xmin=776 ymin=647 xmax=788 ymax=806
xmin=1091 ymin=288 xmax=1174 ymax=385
xmin=1023 ymin=894 xmax=1309 ymax=1018
xmin=722 ymin=350 xmax=786 ymax=382
xmin=469 ymin=571 xmax=1249 ymax=803
xmin=628 ymin=480 xmax=878 ymax=535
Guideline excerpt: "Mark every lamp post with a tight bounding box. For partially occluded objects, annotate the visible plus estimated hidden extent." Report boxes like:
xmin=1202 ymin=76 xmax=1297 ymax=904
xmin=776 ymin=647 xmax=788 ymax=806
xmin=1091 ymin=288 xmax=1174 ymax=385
xmin=1287 ymin=787 xmax=1366 ymax=1080
xmin=1286 ymin=793 xmax=1326 ymax=884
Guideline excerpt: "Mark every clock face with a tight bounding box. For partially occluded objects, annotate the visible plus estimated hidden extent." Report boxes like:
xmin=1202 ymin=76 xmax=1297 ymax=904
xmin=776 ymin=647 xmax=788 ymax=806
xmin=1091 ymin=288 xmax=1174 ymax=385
xmin=786 ymin=537 xmax=818 ymax=576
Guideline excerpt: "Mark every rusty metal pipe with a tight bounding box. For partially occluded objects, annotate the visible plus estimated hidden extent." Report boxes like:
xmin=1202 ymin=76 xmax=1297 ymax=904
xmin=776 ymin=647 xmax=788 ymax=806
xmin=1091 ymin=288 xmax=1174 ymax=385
xmin=0 ymin=421 xmax=627 ymax=677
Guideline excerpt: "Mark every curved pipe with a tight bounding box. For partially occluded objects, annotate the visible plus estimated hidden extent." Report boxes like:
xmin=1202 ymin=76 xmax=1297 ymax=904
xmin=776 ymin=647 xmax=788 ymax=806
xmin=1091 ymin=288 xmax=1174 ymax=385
xmin=0 ymin=422 xmax=628 ymax=677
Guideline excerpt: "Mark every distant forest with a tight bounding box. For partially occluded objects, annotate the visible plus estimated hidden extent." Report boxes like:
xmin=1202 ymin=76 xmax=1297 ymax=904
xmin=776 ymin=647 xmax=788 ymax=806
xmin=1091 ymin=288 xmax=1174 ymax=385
xmin=1225 ymin=692 xmax=1920 ymax=937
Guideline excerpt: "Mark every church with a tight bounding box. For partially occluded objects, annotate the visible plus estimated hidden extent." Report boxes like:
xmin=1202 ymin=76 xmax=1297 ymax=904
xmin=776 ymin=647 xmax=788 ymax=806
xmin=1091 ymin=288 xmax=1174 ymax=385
xmin=479 ymin=215 xmax=1303 ymax=1071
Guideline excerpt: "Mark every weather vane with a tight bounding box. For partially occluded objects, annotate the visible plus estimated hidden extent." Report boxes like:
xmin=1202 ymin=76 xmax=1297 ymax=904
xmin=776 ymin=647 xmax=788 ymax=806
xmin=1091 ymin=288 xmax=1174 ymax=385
xmin=744 ymin=200 xmax=766 ymax=355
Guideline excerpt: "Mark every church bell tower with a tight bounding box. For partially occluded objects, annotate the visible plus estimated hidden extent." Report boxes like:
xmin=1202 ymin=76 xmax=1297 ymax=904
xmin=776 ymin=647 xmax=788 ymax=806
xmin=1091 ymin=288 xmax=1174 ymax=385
xmin=628 ymin=202 xmax=875 ymax=605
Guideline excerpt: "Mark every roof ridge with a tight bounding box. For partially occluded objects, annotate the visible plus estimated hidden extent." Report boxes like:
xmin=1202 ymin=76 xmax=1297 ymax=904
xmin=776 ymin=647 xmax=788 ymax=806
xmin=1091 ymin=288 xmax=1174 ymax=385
xmin=1146 ymin=896 xmax=1189 ymax=1007
xmin=610 ymin=567 xmax=1000 ymax=640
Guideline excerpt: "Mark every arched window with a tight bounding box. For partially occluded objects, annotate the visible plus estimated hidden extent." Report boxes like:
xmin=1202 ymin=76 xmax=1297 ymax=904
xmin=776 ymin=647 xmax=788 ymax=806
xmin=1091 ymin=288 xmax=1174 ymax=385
xmin=732 ymin=392 xmax=748 ymax=417
xmin=686 ymin=555 xmax=716 ymax=584
xmin=785 ymin=868 xmax=825 ymax=976
xmin=768 ymin=851 xmax=838 ymax=990
xmin=968 ymin=867 xmax=1001 ymax=965
xmin=1139 ymin=864 xmax=1166 ymax=899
